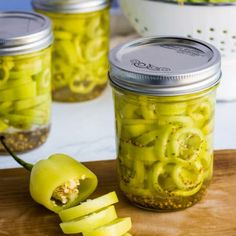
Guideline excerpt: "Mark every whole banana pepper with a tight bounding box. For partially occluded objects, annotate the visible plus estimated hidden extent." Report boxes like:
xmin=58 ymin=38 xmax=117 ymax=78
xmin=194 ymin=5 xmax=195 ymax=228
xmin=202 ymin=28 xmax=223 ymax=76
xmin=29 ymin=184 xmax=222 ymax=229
xmin=0 ymin=136 xmax=98 ymax=213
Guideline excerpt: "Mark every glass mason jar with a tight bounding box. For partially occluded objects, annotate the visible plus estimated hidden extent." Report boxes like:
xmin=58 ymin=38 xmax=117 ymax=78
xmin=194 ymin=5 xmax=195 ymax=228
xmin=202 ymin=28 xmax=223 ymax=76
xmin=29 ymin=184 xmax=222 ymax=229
xmin=0 ymin=12 xmax=53 ymax=153
xmin=109 ymin=37 xmax=221 ymax=211
xmin=32 ymin=0 xmax=110 ymax=102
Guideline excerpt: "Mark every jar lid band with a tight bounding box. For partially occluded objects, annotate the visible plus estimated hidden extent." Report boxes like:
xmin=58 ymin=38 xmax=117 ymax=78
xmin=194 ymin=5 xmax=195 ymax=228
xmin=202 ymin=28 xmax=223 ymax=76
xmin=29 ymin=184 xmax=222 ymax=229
xmin=109 ymin=36 xmax=221 ymax=96
xmin=0 ymin=12 xmax=53 ymax=56
xmin=32 ymin=0 xmax=110 ymax=13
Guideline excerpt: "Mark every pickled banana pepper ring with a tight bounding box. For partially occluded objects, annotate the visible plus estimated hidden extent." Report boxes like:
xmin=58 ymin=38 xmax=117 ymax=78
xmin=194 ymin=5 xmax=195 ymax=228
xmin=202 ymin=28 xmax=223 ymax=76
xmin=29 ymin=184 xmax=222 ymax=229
xmin=60 ymin=205 xmax=118 ymax=234
xmin=83 ymin=218 xmax=132 ymax=236
xmin=59 ymin=191 xmax=119 ymax=222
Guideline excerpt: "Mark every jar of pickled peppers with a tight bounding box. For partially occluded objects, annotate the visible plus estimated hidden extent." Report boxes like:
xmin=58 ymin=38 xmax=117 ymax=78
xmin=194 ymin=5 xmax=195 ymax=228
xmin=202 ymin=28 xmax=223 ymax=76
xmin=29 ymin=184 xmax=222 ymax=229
xmin=109 ymin=37 xmax=221 ymax=211
xmin=0 ymin=12 xmax=53 ymax=153
xmin=32 ymin=0 xmax=110 ymax=102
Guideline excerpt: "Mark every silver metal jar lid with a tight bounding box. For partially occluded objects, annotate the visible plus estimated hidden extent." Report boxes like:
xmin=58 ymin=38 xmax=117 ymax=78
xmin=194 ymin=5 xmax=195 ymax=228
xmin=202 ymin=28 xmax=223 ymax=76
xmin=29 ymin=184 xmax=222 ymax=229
xmin=109 ymin=36 xmax=221 ymax=96
xmin=32 ymin=0 xmax=110 ymax=14
xmin=0 ymin=12 xmax=53 ymax=56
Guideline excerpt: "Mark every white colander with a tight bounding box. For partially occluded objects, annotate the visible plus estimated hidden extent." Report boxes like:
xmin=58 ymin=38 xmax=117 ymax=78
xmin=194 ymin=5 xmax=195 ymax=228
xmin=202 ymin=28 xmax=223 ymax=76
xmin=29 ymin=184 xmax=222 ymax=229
xmin=119 ymin=0 xmax=236 ymax=101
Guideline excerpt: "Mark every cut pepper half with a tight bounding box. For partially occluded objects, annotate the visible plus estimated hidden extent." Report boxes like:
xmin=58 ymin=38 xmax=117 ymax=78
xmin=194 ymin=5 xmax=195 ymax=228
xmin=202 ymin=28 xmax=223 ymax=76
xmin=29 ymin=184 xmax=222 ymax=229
xmin=30 ymin=154 xmax=98 ymax=213
xmin=59 ymin=191 xmax=119 ymax=222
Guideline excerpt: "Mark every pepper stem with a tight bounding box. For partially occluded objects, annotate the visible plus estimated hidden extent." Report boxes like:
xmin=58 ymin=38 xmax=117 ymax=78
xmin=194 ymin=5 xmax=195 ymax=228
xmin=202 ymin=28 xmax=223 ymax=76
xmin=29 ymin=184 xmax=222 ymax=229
xmin=0 ymin=136 xmax=33 ymax=171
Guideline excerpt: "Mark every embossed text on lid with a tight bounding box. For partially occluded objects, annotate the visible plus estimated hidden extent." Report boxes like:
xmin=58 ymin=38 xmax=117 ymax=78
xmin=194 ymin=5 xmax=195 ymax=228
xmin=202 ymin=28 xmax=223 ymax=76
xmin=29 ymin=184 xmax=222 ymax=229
xmin=109 ymin=36 xmax=221 ymax=96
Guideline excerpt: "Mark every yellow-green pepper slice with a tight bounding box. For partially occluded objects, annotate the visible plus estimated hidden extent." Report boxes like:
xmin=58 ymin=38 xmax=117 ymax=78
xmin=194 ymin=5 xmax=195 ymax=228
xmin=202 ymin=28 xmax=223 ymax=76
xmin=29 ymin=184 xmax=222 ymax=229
xmin=59 ymin=191 xmax=119 ymax=222
xmin=120 ymin=140 xmax=156 ymax=162
xmin=14 ymin=58 xmax=42 ymax=75
xmin=0 ymin=101 xmax=12 ymax=114
xmin=156 ymin=102 xmax=187 ymax=116
xmin=60 ymin=205 xmax=117 ymax=234
xmin=187 ymin=98 xmax=213 ymax=128
xmin=12 ymin=94 xmax=50 ymax=112
xmin=0 ymin=119 xmax=8 ymax=132
xmin=0 ymin=81 xmax=36 ymax=102
xmin=168 ymin=127 xmax=205 ymax=161
xmin=85 ymin=38 xmax=107 ymax=62
xmin=54 ymin=30 xmax=73 ymax=40
xmin=6 ymin=113 xmax=46 ymax=129
xmin=83 ymin=218 xmax=132 ymax=236
xmin=0 ymin=76 xmax=32 ymax=91
xmin=0 ymin=137 xmax=98 ymax=213
xmin=0 ymin=65 xmax=10 ymax=86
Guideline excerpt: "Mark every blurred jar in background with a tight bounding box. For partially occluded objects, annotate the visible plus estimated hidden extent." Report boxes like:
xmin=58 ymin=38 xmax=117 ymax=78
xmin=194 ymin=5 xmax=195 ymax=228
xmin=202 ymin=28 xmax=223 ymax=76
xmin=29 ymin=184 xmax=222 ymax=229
xmin=0 ymin=12 xmax=53 ymax=153
xmin=32 ymin=0 xmax=110 ymax=102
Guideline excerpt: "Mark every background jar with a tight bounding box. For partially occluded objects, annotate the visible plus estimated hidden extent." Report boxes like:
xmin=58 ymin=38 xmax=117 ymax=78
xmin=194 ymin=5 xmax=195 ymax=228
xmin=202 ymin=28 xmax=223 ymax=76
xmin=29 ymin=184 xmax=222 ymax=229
xmin=0 ymin=12 xmax=53 ymax=153
xmin=32 ymin=0 xmax=110 ymax=102
xmin=109 ymin=37 xmax=221 ymax=211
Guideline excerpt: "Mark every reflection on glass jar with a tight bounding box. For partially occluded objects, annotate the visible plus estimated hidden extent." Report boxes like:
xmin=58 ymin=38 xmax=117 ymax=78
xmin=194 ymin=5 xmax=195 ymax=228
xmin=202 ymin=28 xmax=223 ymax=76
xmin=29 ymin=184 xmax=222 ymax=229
xmin=109 ymin=37 xmax=221 ymax=211
xmin=32 ymin=0 xmax=110 ymax=102
xmin=0 ymin=12 xmax=53 ymax=153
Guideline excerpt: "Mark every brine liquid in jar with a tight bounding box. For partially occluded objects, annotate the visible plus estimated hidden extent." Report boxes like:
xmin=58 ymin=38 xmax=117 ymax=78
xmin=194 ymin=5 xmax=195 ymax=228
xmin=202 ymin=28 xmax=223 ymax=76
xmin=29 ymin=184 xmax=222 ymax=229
xmin=109 ymin=37 xmax=221 ymax=211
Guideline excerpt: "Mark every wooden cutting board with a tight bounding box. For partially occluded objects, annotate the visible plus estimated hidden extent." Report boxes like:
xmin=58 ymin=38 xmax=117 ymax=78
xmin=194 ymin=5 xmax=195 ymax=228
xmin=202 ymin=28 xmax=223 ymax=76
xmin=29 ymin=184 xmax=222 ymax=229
xmin=0 ymin=150 xmax=236 ymax=236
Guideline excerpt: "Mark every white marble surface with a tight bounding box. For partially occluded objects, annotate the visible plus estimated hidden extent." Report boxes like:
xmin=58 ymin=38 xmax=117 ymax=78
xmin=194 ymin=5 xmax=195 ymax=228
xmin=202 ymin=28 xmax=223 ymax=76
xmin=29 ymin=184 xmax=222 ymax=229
xmin=0 ymin=85 xmax=236 ymax=169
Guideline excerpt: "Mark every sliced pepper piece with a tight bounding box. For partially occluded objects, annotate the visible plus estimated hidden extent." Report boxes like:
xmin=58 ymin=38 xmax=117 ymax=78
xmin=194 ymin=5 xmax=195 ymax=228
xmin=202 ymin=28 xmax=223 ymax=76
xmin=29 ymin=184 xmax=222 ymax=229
xmin=85 ymin=38 xmax=107 ymax=62
xmin=0 ymin=76 xmax=32 ymax=91
xmin=187 ymin=98 xmax=213 ymax=128
xmin=121 ymin=103 xmax=140 ymax=119
xmin=134 ymin=128 xmax=160 ymax=146
xmin=0 ymin=101 xmax=12 ymax=114
xmin=57 ymin=41 xmax=77 ymax=65
xmin=69 ymin=72 xmax=96 ymax=94
xmin=120 ymin=179 xmax=153 ymax=198
xmin=0 ymin=81 xmax=36 ymax=102
xmin=139 ymin=97 xmax=157 ymax=120
xmin=59 ymin=191 xmax=118 ymax=222
xmin=54 ymin=30 xmax=73 ymax=40
xmin=120 ymin=140 xmax=156 ymax=162
xmin=0 ymin=119 xmax=8 ymax=132
xmin=86 ymin=17 xmax=104 ymax=38
xmin=157 ymin=116 xmax=194 ymax=127
xmin=154 ymin=125 xmax=175 ymax=160
xmin=6 ymin=113 xmax=45 ymax=129
xmin=0 ymin=137 xmax=98 ymax=213
xmin=0 ymin=65 xmax=10 ymax=86
xmin=14 ymin=58 xmax=43 ymax=75
xmin=156 ymin=102 xmax=187 ymax=116
xmin=74 ymin=37 xmax=86 ymax=62
xmin=1 ymin=57 xmax=14 ymax=70
xmin=60 ymin=205 xmax=117 ymax=234
xmin=12 ymin=94 xmax=50 ymax=112
xmin=9 ymin=70 xmax=30 ymax=80
xmin=83 ymin=218 xmax=132 ymax=236
xmin=168 ymin=127 xmax=205 ymax=161
xmin=172 ymin=161 xmax=203 ymax=193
